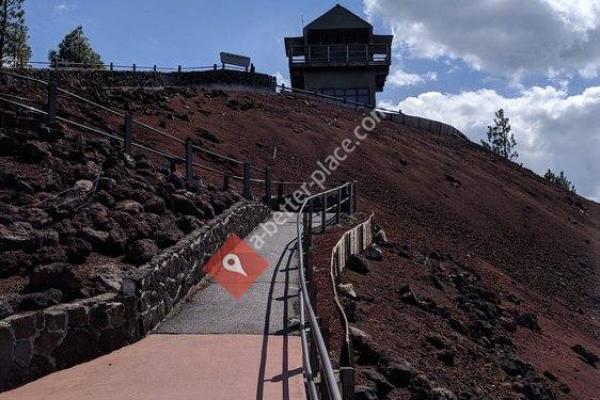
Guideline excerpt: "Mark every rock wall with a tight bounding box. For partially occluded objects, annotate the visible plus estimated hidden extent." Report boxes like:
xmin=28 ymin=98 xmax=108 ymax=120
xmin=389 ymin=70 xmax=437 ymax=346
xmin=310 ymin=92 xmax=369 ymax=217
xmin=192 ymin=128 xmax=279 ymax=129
xmin=9 ymin=69 xmax=277 ymax=91
xmin=0 ymin=200 xmax=270 ymax=392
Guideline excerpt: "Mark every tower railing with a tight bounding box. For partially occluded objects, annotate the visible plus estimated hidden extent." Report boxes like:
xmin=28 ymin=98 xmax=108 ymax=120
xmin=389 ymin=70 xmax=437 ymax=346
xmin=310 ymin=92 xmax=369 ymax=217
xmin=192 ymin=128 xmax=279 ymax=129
xmin=289 ymin=44 xmax=390 ymax=66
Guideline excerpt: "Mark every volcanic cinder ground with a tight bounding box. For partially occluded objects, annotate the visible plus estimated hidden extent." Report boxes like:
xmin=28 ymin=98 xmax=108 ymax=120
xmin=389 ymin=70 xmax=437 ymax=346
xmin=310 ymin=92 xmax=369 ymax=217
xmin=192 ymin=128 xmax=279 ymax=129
xmin=1 ymin=79 xmax=599 ymax=399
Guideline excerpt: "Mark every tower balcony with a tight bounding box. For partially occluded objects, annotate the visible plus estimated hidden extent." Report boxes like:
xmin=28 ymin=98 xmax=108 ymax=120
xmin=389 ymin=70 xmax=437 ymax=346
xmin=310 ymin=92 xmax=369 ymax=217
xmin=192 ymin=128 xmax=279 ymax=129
xmin=288 ymin=44 xmax=391 ymax=67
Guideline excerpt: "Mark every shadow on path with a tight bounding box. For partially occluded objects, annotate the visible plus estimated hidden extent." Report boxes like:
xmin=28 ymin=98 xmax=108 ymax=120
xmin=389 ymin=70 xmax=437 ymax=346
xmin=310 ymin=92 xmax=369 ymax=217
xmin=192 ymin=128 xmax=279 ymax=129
xmin=255 ymin=238 xmax=298 ymax=400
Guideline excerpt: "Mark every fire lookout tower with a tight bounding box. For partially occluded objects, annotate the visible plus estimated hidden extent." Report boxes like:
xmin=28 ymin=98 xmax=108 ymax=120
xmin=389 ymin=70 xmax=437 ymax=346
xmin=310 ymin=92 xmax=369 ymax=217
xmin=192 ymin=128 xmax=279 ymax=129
xmin=284 ymin=4 xmax=393 ymax=106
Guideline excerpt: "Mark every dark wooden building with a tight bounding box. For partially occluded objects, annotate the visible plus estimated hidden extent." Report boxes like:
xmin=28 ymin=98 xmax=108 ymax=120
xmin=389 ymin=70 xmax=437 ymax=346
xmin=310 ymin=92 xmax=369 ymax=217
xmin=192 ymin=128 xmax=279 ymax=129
xmin=284 ymin=4 xmax=393 ymax=106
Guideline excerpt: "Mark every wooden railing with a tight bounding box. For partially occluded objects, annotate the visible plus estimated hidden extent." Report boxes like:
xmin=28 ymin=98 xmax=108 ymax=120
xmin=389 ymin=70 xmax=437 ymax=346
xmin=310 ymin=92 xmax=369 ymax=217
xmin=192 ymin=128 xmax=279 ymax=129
xmin=329 ymin=213 xmax=375 ymax=399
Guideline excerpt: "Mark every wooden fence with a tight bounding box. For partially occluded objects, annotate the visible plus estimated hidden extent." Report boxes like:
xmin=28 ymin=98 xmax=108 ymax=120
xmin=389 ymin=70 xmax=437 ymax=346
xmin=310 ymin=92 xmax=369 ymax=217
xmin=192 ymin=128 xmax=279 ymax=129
xmin=328 ymin=213 xmax=375 ymax=399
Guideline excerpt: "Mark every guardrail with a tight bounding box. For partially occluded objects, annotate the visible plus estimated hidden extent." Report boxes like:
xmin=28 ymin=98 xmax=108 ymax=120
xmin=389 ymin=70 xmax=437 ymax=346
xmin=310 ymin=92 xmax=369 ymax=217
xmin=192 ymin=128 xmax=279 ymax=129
xmin=0 ymin=70 xmax=362 ymax=400
xmin=296 ymin=181 xmax=357 ymax=400
xmin=0 ymin=70 xmax=302 ymax=201
xmin=7 ymin=61 xmax=253 ymax=73
xmin=289 ymin=44 xmax=391 ymax=66
xmin=330 ymin=214 xmax=374 ymax=378
xmin=278 ymin=83 xmax=467 ymax=140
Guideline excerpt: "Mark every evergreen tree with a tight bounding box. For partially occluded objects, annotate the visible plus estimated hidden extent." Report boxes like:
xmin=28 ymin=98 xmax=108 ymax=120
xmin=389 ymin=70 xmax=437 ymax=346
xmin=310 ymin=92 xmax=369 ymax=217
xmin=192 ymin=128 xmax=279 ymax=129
xmin=481 ymin=109 xmax=518 ymax=160
xmin=0 ymin=0 xmax=31 ymax=67
xmin=6 ymin=22 xmax=31 ymax=67
xmin=48 ymin=26 xmax=103 ymax=67
xmin=544 ymin=169 xmax=576 ymax=193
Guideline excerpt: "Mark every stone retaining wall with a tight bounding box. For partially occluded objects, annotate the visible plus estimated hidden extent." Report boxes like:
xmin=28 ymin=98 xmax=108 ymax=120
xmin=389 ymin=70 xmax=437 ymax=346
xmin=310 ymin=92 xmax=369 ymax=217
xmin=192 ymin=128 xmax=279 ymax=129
xmin=0 ymin=200 xmax=270 ymax=392
xmin=8 ymin=68 xmax=277 ymax=91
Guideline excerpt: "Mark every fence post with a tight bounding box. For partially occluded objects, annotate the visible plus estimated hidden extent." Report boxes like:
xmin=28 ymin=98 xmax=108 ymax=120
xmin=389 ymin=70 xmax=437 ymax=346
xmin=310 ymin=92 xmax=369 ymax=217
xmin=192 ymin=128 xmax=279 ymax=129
xmin=321 ymin=194 xmax=327 ymax=233
xmin=185 ymin=139 xmax=194 ymax=180
xmin=243 ymin=162 xmax=252 ymax=200
xmin=123 ymin=113 xmax=133 ymax=154
xmin=306 ymin=199 xmax=313 ymax=248
xmin=352 ymin=182 xmax=358 ymax=213
xmin=264 ymin=167 xmax=272 ymax=206
xmin=222 ymin=175 xmax=230 ymax=191
xmin=347 ymin=184 xmax=354 ymax=214
xmin=153 ymin=65 xmax=157 ymax=72
xmin=178 ymin=65 xmax=182 ymax=73
xmin=46 ymin=81 xmax=58 ymax=126
xmin=132 ymin=64 xmax=136 ymax=72
xmin=277 ymin=182 xmax=284 ymax=205
xmin=340 ymin=367 xmax=355 ymax=400
xmin=336 ymin=188 xmax=342 ymax=223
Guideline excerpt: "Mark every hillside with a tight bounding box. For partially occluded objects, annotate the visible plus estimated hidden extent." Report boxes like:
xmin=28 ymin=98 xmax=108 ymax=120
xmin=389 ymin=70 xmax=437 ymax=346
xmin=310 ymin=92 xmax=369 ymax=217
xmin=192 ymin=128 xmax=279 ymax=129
xmin=1 ymin=78 xmax=599 ymax=399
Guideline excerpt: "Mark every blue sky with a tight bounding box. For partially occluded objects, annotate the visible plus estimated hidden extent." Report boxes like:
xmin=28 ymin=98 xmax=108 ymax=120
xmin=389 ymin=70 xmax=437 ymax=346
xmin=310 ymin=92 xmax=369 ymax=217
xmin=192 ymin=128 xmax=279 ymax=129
xmin=24 ymin=1 xmax=600 ymax=200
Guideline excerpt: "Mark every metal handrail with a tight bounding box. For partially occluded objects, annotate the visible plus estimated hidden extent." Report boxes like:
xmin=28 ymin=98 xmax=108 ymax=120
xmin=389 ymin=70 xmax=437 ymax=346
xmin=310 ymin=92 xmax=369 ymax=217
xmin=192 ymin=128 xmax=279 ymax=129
xmin=278 ymin=83 xmax=467 ymax=140
xmin=0 ymin=70 xmax=251 ymax=168
xmin=296 ymin=183 xmax=351 ymax=400
xmin=7 ymin=61 xmax=250 ymax=73
xmin=289 ymin=44 xmax=390 ymax=66
xmin=0 ymin=95 xmax=183 ymax=163
xmin=0 ymin=76 xmax=334 ymax=191
xmin=58 ymin=87 xmax=126 ymax=118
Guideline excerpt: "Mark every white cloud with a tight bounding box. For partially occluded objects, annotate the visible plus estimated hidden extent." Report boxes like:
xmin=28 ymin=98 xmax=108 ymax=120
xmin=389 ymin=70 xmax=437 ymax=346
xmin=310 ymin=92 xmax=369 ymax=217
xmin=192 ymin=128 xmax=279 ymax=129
xmin=364 ymin=0 xmax=600 ymax=79
xmin=54 ymin=3 xmax=70 ymax=13
xmin=389 ymin=69 xmax=437 ymax=87
xmin=379 ymin=86 xmax=600 ymax=201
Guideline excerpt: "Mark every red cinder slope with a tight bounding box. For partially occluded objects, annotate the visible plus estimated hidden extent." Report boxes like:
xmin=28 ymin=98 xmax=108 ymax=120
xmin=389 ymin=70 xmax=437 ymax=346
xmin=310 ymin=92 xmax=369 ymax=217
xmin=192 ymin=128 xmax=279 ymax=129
xmin=2 ymin=83 xmax=598 ymax=399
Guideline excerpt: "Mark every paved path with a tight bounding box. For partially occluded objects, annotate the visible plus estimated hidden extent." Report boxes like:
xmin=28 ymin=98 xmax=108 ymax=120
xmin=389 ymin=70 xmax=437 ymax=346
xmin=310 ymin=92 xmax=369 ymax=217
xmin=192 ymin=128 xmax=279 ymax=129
xmin=156 ymin=213 xmax=301 ymax=335
xmin=1 ymin=213 xmax=306 ymax=400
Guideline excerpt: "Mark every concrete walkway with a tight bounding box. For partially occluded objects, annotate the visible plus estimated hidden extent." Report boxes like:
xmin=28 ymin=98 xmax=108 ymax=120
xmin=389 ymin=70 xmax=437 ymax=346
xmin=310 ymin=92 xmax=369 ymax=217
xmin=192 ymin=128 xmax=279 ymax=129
xmin=0 ymin=213 xmax=306 ymax=400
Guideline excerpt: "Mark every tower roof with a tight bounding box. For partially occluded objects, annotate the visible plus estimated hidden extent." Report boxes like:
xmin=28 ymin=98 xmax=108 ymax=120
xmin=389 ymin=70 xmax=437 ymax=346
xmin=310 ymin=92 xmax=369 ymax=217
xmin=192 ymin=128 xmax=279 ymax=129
xmin=304 ymin=4 xmax=372 ymax=32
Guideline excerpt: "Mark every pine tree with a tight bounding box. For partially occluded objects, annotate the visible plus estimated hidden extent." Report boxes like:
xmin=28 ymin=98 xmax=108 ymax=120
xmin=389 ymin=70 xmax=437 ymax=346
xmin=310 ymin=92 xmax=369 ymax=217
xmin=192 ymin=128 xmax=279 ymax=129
xmin=481 ymin=109 xmax=518 ymax=160
xmin=544 ymin=169 xmax=576 ymax=193
xmin=48 ymin=26 xmax=103 ymax=67
xmin=6 ymin=22 xmax=31 ymax=67
xmin=0 ymin=0 xmax=30 ymax=67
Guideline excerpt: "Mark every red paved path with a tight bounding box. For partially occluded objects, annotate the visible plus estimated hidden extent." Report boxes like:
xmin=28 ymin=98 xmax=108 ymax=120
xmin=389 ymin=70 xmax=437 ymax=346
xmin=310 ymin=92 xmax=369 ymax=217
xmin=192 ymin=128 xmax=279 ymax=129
xmin=0 ymin=335 xmax=305 ymax=400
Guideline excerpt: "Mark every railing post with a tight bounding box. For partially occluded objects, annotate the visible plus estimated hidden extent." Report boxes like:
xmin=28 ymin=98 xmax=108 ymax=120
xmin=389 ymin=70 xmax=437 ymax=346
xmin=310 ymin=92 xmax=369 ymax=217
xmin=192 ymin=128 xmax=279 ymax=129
xmin=222 ymin=175 xmax=230 ymax=191
xmin=123 ymin=113 xmax=133 ymax=154
xmin=277 ymin=182 xmax=284 ymax=205
xmin=185 ymin=139 xmax=194 ymax=180
xmin=306 ymin=199 xmax=313 ymax=248
xmin=153 ymin=65 xmax=157 ymax=72
xmin=264 ymin=167 xmax=272 ymax=206
xmin=352 ymin=182 xmax=358 ymax=213
xmin=178 ymin=65 xmax=182 ymax=73
xmin=346 ymin=183 xmax=354 ymax=214
xmin=132 ymin=63 xmax=136 ymax=72
xmin=340 ymin=367 xmax=355 ymax=400
xmin=243 ymin=162 xmax=252 ymax=200
xmin=321 ymin=194 xmax=327 ymax=233
xmin=336 ymin=188 xmax=342 ymax=223
xmin=46 ymin=81 xmax=58 ymax=126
